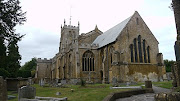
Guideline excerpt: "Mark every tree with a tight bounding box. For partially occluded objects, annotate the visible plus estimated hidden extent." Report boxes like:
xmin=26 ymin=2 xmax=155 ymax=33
xmin=17 ymin=70 xmax=31 ymax=78
xmin=164 ymin=59 xmax=175 ymax=72
xmin=20 ymin=58 xmax=37 ymax=71
xmin=0 ymin=36 xmax=7 ymax=69
xmin=20 ymin=58 xmax=37 ymax=77
xmin=7 ymin=37 xmax=22 ymax=77
xmin=0 ymin=0 xmax=26 ymax=78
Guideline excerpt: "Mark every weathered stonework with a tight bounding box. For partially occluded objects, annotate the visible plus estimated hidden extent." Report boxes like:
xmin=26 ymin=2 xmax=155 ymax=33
xmin=35 ymin=11 xmax=166 ymax=83
xmin=0 ymin=76 xmax=7 ymax=101
xmin=35 ymin=58 xmax=51 ymax=81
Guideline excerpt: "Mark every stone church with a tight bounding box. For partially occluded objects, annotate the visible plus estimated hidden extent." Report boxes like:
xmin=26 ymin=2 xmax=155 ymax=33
xmin=35 ymin=11 xmax=167 ymax=83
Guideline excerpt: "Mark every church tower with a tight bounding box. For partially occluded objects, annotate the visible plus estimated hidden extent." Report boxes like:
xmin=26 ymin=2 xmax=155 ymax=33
xmin=59 ymin=20 xmax=80 ymax=79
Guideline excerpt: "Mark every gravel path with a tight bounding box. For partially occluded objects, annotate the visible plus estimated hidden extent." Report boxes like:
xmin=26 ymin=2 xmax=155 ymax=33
xmin=115 ymin=86 xmax=172 ymax=101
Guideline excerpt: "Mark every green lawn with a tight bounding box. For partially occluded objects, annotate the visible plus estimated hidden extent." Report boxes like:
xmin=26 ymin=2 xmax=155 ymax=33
xmin=152 ymin=80 xmax=173 ymax=89
xmin=8 ymin=84 xmax=131 ymax=101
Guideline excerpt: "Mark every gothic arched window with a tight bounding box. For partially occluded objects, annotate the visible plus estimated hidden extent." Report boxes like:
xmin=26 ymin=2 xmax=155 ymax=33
xmin=143 ymin=40 xmax=147 ymax=63
xmin=138 ymin=35 xmax=143 ymax=63
xmin=82 ymin=51 xmax=94 ymax=71
xmin=147 ymin=46 xmax=150 ymax=63
xmin=134 ymin=38 xmax=138 ymax=62
xmin=130 ymin=44 xmax=134 ymax=62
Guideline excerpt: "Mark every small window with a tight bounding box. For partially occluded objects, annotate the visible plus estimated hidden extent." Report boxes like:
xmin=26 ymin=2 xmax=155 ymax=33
xmin=136 ymin=18 xmax=139 ymax=25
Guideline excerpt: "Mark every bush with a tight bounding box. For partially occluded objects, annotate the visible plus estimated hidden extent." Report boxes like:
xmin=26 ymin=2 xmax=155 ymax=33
xmin=0 ymin=68 xmax=10 ymax=78
xmin=80 ymin=78 xmax=86 ymax=87
xmin=164 ymin=59 xmax=175 ymax=72
xmin=31 ymin=70 xmax=36 ymax=78
xmin=175 ymin=87 xmax=180 ymax=92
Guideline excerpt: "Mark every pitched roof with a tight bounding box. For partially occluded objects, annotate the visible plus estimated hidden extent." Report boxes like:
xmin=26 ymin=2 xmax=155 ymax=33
xmin=92 ymin=16 xmax=132 ymax=48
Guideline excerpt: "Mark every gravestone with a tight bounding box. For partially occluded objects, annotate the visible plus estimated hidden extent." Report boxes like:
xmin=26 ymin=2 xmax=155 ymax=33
xmin=166 ymin=72 xmax=172 ymax=81
xmin=126 ymin=82 xmax=130 ymax=86
xmin=112 ymin=77 xmax=117 ymax=87
xmin=39 ymin=78 xmax=44 ymax=86
xmin=61 ymin=80 xmax=67 ymax=85
xmin=55 ymin=79 xmax=59 ymax=85
xmin=0 ymin=76 xmax=7 ymax=101
xmin=18 ymin=85 xmax=36 ymax=101
xmin=155 ymin=92 xmax=180 ymax=101
xmin=145 ymin=81 xmax=152 ymax=88
xmin=70 ymin=79 xmax=78 ymax=85
xmin=28 ymin=77 xmax=33 ymax=85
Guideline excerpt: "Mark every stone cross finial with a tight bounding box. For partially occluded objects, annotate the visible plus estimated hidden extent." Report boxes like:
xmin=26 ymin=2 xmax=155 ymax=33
xmin=95 ymin=25 xmax=98 ymax=32
xmin=78 ymin=21 xmax=80 ymax=27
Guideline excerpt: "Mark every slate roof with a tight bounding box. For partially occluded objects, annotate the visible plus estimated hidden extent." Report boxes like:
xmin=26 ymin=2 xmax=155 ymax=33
xmin=92 ymin=16 xmax=132 ymax=48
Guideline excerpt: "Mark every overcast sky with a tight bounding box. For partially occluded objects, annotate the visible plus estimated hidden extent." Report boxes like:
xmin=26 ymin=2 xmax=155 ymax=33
xmin=16 ymin=0 xmax=176 ymax=65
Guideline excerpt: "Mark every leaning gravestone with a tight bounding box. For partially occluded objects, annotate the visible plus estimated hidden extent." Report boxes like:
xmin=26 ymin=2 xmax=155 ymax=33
xmin=18 ymin=85 xmax=36 ymax=101
xmin=0 ymin=76 xmax=7 ymax=101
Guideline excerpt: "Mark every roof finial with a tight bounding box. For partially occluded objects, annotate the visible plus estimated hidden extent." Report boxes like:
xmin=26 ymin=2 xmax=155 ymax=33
xmin=78 ymin=21 xmax=80 ymax=27
xmin=61 ymin=24 xmax=62 ymax=29
xmin=64 ymin=19 xmax=66 ymax=25
xmin=95 ymin=25 xmax=98 ymax=32
xmin=69 ymin=6 xmax=72 ymax=26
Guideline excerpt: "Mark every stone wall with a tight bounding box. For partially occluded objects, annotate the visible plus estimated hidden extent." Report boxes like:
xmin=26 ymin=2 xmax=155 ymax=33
xmin=0 ymin=76 xmax=7 ymax=101
xmin=35 ymin=58 xmax=52 ymax=80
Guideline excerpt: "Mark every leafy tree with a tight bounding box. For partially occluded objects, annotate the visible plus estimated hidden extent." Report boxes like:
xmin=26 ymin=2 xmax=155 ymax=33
xmin=20 ymin=58 xmax=37 ymax=71
xmin=164 ymin=59 xmax=175 ymax=72
xmin=0 ymin=0 xmax=26 ymax=78
xmin=20 ymin=58 xmax=37 ymax=77
xmin=17 ymin=70 xmax=31 ymax=78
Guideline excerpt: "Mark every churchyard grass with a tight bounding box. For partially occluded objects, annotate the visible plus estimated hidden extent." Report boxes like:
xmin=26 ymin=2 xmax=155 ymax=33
xmin=8 ymin=84 xmax=131 ymax=101
xmin=152 ymin=80 xmax=173 ymax=89
xmin=8 ymin=91 xmax=18 ymax=101
xmin=8 ymin=81 xmax=173 ymax=101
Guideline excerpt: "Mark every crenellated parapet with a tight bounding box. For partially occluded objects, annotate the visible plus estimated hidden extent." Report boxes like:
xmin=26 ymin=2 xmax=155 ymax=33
xmin=37 ymin=58 xmax=52 ymax=63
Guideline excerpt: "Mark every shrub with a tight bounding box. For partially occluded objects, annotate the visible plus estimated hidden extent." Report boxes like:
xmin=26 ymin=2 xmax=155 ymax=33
xmin=80 ymin=78 xmax=86 ymax=87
